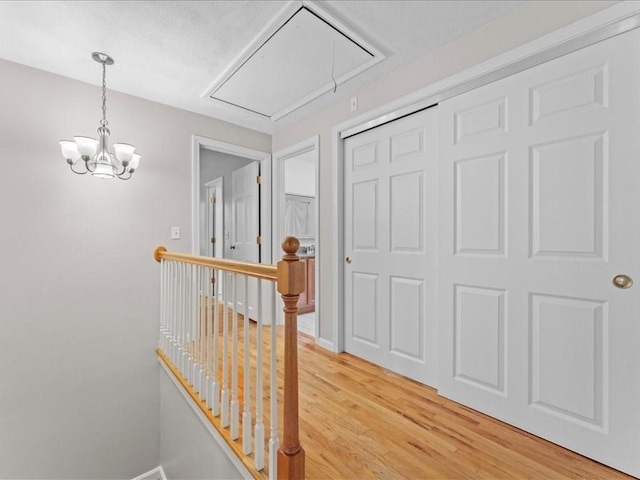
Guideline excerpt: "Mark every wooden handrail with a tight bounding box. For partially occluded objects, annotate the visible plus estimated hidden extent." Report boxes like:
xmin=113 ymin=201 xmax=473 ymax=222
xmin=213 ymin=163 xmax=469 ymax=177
xmin=154 ymin=246 xmax=278 ymax=281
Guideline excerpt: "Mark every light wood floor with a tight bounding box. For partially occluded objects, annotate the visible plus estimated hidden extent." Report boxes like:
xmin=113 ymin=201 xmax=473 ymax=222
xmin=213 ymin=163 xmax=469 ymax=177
xmin=161 ymin=316 xmax=632 ymax=480
xmin=295 ymin=333 xmax=631 ymax=479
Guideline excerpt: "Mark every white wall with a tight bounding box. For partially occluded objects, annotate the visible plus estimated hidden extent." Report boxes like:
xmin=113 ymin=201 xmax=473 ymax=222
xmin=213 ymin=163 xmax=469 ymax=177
xmin=0 ymin=58 xmax=270 ymax=479
xmin=284 ymin=154 xmax=315 ymax=196
xmin=271 ymin=0 xmax=619 ymax=346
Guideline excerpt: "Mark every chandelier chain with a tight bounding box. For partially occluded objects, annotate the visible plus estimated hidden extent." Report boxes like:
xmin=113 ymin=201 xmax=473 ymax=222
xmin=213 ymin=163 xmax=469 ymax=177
xmin=100 ymin=61 xmax=108 ymax=128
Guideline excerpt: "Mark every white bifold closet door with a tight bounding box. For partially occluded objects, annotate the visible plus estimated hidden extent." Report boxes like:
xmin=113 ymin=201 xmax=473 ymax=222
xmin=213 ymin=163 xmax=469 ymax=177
xmin=438 ymin=28 xmax=640 ymax=477
xmin=344 ymin=107 xmax=438 ymax=387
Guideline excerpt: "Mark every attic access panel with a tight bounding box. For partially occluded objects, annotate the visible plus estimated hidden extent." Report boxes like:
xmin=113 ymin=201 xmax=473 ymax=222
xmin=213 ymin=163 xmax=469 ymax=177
xmin=208 ymin=6 xmax=381 ymax=120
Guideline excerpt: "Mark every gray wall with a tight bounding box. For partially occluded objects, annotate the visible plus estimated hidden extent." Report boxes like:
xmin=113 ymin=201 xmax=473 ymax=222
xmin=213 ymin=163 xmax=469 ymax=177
xmin=271 ymin=0 xmax=619 ymax=346
xmin=159 ymin=367 xmax=246 ymax=480
xmin=0 ymin=58 xmax=270 ymax=479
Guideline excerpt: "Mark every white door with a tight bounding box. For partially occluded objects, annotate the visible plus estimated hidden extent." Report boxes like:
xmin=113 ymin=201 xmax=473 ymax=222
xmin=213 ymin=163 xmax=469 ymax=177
xmin=438 ymin=28 xmax=640 ymax=477
xmin=344 ymin=108 xmax=438 ymax=387
xmin=231 ymin=161 xmax=260 ymax=319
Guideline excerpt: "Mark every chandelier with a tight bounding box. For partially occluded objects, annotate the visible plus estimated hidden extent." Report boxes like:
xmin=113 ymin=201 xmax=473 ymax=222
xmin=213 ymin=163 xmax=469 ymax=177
xmin=59 ymin=52 xmax=141 ymax=180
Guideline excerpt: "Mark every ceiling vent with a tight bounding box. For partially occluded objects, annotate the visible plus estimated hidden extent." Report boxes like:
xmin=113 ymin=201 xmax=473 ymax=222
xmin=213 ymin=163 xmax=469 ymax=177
xmin=205 ymin=2 xmax=384 ymax=121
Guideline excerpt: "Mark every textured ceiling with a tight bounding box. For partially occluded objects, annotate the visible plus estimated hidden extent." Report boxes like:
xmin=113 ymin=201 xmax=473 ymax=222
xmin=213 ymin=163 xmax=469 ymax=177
xmin=0 ymin=1 xmax=523 ymax=134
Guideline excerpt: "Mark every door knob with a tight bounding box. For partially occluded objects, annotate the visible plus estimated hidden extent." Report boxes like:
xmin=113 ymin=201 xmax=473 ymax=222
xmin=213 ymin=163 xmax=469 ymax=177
xmin=230 ymin=245 xmax=236 ymax=250
xmin=345 ymin=257 xmax=352 ymax=264
xmin=612 ymin=274 xmax=633 ymax=289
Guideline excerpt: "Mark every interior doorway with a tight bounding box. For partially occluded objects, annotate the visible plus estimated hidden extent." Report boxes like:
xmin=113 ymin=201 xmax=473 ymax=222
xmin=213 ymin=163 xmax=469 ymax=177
xmin=192 ymin=135 xmax=273 ymax=324
xmin=273 ymin=136 xmax=319 ymax=337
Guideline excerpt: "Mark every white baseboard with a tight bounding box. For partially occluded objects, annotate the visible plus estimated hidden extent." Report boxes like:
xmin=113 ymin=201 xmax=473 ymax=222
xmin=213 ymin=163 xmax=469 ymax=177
xmin=317 ymin=337 xmax=336 ymax=352
xmin=297 ymin=313 xmax=316 ymax=337
xmin=132 ymin=466 xmax=167 ymax=480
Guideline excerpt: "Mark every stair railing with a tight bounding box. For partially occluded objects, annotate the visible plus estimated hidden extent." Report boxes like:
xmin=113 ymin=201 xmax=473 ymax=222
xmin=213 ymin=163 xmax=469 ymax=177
xmin=154 ymin=237 xmax=305 ymax=480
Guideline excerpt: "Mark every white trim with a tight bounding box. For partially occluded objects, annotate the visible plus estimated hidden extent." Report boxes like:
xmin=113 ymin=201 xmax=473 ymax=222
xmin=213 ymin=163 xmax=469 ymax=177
xmin=272 ymin=135 xmax=320 ymax=335
xmin=317 ymin=337 xmax=335 ymax=352
xmin=159 ymin=359 xmax=253 ymax=480
xmin=205 ymin=177 xmax=224 ymax=259
xmin=339 ymin=3 xmax=640 ymax=139
xmin=330 ymin=2 xmax=640 ymax=352
xmin=330 ymin=123 xmax=344 ymax=353
xmin=131 ymin=466 xmax=167 ymax=480
xmin=204 ymin=178 xmax=223 ymax=187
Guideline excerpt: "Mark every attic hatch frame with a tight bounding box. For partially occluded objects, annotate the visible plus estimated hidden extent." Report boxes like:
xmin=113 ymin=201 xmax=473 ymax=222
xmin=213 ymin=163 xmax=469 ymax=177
xmin=203 ymin=0 xmax=385 ymax=121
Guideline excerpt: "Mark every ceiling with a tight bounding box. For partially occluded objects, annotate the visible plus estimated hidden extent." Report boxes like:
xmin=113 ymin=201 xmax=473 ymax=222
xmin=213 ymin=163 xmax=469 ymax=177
xmin=0 ymin=1 xmax=524 ymax=134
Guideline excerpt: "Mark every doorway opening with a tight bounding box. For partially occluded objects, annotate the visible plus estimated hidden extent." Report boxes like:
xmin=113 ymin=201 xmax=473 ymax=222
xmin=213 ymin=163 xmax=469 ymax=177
xmin=273 ymin=136 xmax=319 ymax=336
xmin=192 ymin=135 xmax=273 ymax=323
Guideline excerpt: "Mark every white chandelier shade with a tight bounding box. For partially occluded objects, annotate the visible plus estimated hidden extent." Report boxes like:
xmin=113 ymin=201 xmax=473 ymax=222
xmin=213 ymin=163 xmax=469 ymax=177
xmin=59 ymin=52 xmax=141 ymax=180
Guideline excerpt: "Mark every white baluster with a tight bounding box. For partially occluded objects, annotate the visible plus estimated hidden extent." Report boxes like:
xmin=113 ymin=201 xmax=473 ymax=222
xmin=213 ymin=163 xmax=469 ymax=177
xmin=254 ymin=283 xmax=265 ymax=471
xmin=190 ymin=264 xmax=197 ymax=387
xmin=159 ymin=259 xmax=165 ymax=350
xmin=230 ymin=273 xmax=239 ymax=440
xmin=167 ymin=261 xmax=172 ymax=353
xmin=185 ymin=264 xmax=193 ymax=385
xmin=177 ymin=262 xmax=183 ymax=371
xmin=268 ymin=287 xmax=279 ymax=480
xmin=165 ymin=260 xmax=171 ymax=353
xmin=177 ymin=262 xmax=183 ymax=373
xmin=166 ymin=261 xmax=171 ymax=358
xmin=211 ymin=268 xmax=220 ymax=416
xmin=203 ymin=267 xmax=209 ymax=407
xmin=196 ymin=266 xmax=202 ymax=396
xmin=221 ymin=271 xmax=230 ymax=428
xmin=191 ymin=264 xmax=197 ymax=386
xmin=181 ymin=262 xmax=188 ymax=379
xmin=168 ymin=261 xmax=175 ymax=362
xmin=201 ymin=267 xmax=207 ymax=401
xmin=204 ymin=266 xmax=211 ymax=409
xmin=242 ymin=275 xmax=252 ymax=455
xmin=171 ymin=261 xmax=178 ymax=365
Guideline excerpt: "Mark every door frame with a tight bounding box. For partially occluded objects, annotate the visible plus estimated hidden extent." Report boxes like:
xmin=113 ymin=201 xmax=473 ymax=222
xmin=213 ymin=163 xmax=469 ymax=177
xmin=273 ymin=135 xmax=320 ymax=331
xmin=204 ymin=177 xmax=223 ymax=259
xmin=191 ymin=135 xmax=272 ymax=264
xmin=328 ymin=3 xmax=640 ymax=353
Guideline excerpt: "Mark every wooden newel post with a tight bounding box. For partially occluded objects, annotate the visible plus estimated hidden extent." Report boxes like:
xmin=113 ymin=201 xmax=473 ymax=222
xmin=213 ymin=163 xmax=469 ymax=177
xmin=277 ymin=237 xmax=306 ymax=480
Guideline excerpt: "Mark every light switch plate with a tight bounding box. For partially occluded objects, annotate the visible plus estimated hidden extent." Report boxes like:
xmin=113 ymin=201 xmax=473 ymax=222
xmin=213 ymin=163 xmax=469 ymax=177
xmin=171 ymin=226 xmax=181 ymax=240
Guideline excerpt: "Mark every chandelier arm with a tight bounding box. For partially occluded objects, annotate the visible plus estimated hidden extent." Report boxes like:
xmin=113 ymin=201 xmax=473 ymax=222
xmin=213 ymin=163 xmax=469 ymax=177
xmin=116 ymin=170 xmax=133 ymax=180
xmin=114 ymin=163 xmax=128 ymax=177
xmin=68 ymin=163 xmax=89 ymax=175
xmin=84 ymin=157 xmax=97 ymax=173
